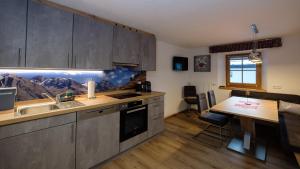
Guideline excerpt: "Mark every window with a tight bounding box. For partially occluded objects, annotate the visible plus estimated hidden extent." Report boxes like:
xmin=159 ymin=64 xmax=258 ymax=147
xmin=226 ymin=53 xmax=262 ymax=89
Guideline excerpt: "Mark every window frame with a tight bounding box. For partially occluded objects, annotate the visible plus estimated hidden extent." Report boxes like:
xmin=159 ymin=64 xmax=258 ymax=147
xmin=225 ymin=53 xmax=262 ymax=89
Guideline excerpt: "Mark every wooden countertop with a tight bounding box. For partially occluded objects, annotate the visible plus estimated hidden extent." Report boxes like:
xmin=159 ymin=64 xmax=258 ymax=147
xmin=0 ymin=90 xmax=165 ymax=126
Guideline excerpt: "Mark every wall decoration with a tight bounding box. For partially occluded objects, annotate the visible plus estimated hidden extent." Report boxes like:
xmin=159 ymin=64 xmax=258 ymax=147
xmin=194 ymin=55 xmax=211 ymax=72
xmin=0 ymin=67 xmax=146 ymax=101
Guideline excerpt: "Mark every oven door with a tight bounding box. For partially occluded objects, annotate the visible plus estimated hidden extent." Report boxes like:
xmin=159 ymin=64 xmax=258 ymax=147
xmin=120 ymin=105 xmax=148 ymax=142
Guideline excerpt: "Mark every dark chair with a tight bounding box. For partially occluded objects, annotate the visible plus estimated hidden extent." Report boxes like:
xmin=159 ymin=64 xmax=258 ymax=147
xmin=194 ymin=93 xmax=230 ymax=146
xmin=183 ymin=86 xmax=200 ymax=113
xmin=207 ymin=90 xmax=216 ymax=108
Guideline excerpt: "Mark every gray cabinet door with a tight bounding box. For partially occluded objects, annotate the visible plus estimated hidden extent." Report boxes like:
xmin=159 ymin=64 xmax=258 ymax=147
xmin=0 ymin=123 xmax=76 ymax=169
xmin=76 ymin=108 xmax=120 ymax=169
xmin=148 ymin=100 xmax=165 ymax=137
xmin=26 ymin=0 xmax=73 ymax=68
xmin=0 ymin=0 xmax=27 ymax=67
xmin=113 ymin=26 xmax=140 ymax=65
xmin=140 ymin=34 xmax=156 ymax=71
xmin=73 ymin=15 xmax=113 ymax=70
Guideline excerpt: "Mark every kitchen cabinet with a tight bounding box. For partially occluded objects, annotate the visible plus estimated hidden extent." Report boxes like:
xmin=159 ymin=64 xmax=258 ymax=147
xmin=73 ymin=15 xmax=114 ymax=70
xmin=148 ymin=96 xmax=165 ymax=137
xmin=26 ymin=0 xmax=73 ymax=68
xmin=0 ymin=113 xmax=76 ymax=169
xmin=76 ymin=106 xmax=120 ymax=169
xmin=113 ymin=25 xmax=141 ymax=65
xmin=140 ymin=33 xmax=156 ymax=71
xmin=0 ymin=0 xmax=27 ymax=67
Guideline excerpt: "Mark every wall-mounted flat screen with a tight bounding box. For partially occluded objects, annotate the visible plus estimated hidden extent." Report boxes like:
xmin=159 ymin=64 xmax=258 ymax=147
xmin=173 ymin=56 xmax=188 ymax=71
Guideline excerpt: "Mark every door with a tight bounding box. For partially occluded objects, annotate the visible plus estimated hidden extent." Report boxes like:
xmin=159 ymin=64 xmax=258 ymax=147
xmin=113 ymin=26 xmax=140 ymax=65
xmin=73 ymin=15 xmax=114 ymax=70
xmin=0 ymin=0 xmax=27 ymax=67
xmin=26 ymin=0 xmax=73 ymax=68
xmin=120 ymin=105 xmax=148 ymax=142
xmin=0 ymin=123 xmax=76 ymax=169
xmin=76 ymin=107 xmax=120 ymax=169
xmin=140 ymin=34 xmax=156 ymax=71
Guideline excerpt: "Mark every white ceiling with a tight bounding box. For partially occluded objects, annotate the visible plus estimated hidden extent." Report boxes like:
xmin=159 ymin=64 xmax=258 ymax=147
xmin=50 ymin=0 xmax=300 ymax=48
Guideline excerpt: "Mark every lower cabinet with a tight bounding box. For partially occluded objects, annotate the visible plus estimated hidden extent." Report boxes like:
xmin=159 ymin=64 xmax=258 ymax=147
xmin=148 ymin=97 xmax=165 ymax=137
xmin=76 ymin=106 xmax=120 ymax=169
xmin=0 ymin=122 xmax=76 ymax=169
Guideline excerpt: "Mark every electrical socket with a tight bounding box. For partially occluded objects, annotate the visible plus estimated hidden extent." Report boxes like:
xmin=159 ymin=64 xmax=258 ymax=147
xmin=272 ymin=85 xmax=282 ymax=90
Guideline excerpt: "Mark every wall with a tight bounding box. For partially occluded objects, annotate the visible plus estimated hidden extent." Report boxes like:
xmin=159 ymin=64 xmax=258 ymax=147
xmin=184 ymin=33 xmax=300 ymax=104
xmin=147 ymin=41 xmax=190 ymax=117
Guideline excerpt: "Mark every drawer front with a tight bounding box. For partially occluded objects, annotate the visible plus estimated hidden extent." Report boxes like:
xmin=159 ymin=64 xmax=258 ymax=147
xmin=147 ymin=96 xmax=164 ymax=104
xmin=0 ymin=113 xmax=76 ymax=140
xmin=77 ymin=105 xmax=119 ymax=121
xmin=149 ymin=117 xmax=164 ymax=137
xmin=148 ymin=101 xmax=164 ymax=119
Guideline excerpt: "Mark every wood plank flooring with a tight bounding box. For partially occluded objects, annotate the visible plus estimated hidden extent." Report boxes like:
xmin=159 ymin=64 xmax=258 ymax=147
xmin=100 ymin=112 xmax=299 ymax=169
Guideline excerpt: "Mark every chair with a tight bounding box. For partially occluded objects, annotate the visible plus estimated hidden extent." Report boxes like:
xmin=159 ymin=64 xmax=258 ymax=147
xmin=194 ymin=93 xmax=230 ymax=146
xmin=207 ymin=90 xmax=216 ymax=108
xmin=183 ymin=86 xmax=201 ymax=113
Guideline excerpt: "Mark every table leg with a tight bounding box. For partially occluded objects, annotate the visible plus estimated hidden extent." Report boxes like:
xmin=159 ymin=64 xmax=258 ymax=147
xmin=227 ymin=117 xmax=267 ymax=161
xmin=240 ymin=117 xmax=255 ymax=150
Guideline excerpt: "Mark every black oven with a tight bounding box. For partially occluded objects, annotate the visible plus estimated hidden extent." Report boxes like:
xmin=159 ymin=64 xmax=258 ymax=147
xmin=120 ymin=100 xmax=148 ymax=142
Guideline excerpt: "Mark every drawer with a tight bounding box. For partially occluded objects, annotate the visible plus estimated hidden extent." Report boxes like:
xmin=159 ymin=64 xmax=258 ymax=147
xmin=148 ymin=101 xmax=164 ymax=119
xmin=0 ymin=113 xmax=76 ymax=140
xmin=147 ymin=96 xmax=164 ymax=104
xmin=149 ymin=117 xmax=164 ymax=137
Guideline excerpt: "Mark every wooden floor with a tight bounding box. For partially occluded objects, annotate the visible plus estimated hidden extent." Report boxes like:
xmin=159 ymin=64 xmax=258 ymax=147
xmin=100 ymin=112 xmax=299 ymax=169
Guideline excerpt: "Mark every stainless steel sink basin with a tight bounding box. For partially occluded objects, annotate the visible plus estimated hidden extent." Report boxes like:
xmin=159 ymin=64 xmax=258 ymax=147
xmin=15 ymin=101 xmax=85 ymax=116
xmin=16 ymin=103 xmax=60 ymax=116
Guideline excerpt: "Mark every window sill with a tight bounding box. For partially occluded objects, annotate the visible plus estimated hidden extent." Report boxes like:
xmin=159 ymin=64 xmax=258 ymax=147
xmin=219 ymin=86 xmax=266 ymax=92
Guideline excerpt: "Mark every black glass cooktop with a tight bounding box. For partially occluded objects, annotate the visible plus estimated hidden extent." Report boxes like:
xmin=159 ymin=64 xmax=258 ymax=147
xmin=108 ymin=93 xmax=141 ymax=99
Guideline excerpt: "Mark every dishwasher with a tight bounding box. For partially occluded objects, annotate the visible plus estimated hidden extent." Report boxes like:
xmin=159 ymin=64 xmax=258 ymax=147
xmin=76 ymin=105 xmax=120 ymax=169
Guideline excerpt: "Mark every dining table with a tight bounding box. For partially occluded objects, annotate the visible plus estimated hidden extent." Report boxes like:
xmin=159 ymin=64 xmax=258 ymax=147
xmin=211 ymin=96 xmax=279 ymax=161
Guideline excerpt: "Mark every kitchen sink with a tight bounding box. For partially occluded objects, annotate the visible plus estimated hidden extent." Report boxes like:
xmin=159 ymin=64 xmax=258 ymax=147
xmin=15 ymin=101 xmax=85 ymax=116
xmin=16 ymin=103 xmax=60 ymax=116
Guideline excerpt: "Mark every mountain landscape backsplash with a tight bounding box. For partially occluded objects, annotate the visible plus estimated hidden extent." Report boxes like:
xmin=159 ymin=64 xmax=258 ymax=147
xmin=0 ymin=67 xmax=146 ymax=101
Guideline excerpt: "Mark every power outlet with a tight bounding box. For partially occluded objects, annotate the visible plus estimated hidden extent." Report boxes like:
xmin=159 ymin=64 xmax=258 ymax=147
xmin=272 ymin=85 xmax=282 ymax=90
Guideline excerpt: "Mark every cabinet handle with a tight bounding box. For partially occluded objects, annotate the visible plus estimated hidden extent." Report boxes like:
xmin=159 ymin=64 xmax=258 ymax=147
xmin=71 ymin=124 xmax=75 ymax=143
xmin=153 ymin=104 xmax=160 ymax=108
xmin=74 ymin=56 xmax=77 ymax=68
xmin=18 ymin=48 xmax=21 ymax=67
xmin=98 ymin=110 xmax=103 ymax=114
xmin=67 ymin=53 xmax=70 ymax=68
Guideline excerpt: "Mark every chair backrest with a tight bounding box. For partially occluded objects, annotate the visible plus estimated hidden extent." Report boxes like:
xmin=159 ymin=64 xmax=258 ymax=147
xmin=183 ymin=86 xmax=197 ymax=97
xmin=199 ymin=93 xmax=209 ymax=112
xmin=207 ymin=90 xmax=216 ymax=108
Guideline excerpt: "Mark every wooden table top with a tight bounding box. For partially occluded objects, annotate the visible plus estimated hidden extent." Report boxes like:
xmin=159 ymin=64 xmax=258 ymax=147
xmin=211 ymin=96 xmax=279 ymax=123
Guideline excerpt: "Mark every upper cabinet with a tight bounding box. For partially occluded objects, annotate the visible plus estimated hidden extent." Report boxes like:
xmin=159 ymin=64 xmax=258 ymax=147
xmin=0 ymin=1 xmax=156 ymax=70
xmin=113 ymin=25 xmax=141 ymax=65
xmin=0 ymin=0 xmax=27 ymax=67
xmin=140 ymin=34 xmax=156 ymax=71
xmin=73 ymin=15 xmax=114 ymax=70
xmin=26 ymin=0 xmax=73 ymax=68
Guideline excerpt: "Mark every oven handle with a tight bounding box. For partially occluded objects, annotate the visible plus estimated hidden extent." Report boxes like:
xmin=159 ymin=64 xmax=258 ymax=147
xmin=126 ymin=107 xmax=146 ymax=114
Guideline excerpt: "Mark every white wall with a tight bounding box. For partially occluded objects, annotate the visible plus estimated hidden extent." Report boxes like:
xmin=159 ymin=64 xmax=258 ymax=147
xmin=186 ymin=32 xmax=300 ymax=103
xmin=149 ymin=33 xmax=300 ymax=117
xmin=147 ymin=41 xmax=190 ymax=118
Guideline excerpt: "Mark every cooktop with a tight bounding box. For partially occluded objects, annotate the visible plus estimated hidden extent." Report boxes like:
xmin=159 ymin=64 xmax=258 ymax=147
xmin=108 ymin=93 xmax=142 ymax=99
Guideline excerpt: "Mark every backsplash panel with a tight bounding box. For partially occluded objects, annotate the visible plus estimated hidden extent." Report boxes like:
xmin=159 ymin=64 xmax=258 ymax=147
xmin=0 ymin=67 xmax=145 ymax=101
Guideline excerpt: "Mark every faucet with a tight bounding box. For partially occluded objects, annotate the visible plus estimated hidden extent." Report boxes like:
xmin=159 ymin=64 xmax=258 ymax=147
xmin=42 ymin=93 xmax=59 ymax=104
